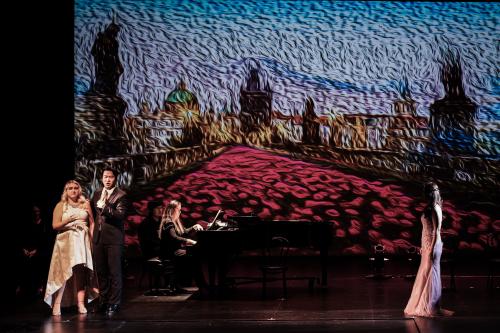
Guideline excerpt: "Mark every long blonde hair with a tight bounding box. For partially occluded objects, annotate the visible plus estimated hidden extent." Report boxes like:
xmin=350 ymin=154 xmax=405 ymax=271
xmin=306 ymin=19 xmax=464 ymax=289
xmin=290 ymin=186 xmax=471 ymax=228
xmin=158 ymin=200 xmax=184 ymax=238
xmin=61 ymin=180 xmax=86 ymax=211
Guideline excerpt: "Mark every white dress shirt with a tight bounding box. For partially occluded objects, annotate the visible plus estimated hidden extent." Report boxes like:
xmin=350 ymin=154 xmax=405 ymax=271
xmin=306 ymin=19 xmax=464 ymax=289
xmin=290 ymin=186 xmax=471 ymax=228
xmin=97 ymin=187 xmax=116 ymax=209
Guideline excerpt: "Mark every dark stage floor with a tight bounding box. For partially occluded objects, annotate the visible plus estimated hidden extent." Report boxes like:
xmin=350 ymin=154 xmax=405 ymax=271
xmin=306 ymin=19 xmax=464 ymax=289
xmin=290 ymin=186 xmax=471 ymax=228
xmin=5 ymin=257 xmax=500 ymax=333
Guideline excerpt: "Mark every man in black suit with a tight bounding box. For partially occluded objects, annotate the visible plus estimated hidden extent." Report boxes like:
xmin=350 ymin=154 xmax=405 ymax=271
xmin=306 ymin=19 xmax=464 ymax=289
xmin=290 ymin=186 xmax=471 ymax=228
xmin=92 ymin=166 xmax=128 ymax=315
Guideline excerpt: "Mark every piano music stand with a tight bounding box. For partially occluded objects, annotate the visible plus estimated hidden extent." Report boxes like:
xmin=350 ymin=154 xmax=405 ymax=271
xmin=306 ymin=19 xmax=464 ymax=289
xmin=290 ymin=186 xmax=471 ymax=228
xmin=230 ymin=215 xmax=260 ymax=223
xmin=207 ymin=210 xmax=224 ymax=231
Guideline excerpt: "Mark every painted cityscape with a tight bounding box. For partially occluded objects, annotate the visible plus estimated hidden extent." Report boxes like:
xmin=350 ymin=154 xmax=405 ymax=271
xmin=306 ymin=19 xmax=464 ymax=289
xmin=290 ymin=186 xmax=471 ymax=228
xmin=74 ymin=1 xmax=499 ymax=256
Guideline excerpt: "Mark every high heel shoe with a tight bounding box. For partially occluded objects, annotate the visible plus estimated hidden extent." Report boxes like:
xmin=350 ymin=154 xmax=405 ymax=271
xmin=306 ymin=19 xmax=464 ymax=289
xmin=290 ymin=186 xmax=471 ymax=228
xmin=78 ymin=302 xmax=87 ymax=314
xmin=52 ymin=303 xmax=61 ymax=316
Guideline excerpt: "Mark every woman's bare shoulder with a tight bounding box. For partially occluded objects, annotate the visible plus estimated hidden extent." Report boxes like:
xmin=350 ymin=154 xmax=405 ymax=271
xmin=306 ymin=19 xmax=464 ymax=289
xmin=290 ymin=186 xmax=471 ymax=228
xmin=54 ymin=201 xmax=64 ymax=211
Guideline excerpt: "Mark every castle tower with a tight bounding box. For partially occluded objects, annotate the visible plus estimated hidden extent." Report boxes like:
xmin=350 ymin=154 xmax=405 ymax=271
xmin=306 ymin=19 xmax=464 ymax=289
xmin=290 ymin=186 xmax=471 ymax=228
xmin=429 ymin=50 xmax=478 ymax=155
xmin=239 ymin=68 xmax=273 ymax=133
xmin=76 ymin=21 xmax=127 ymax=160
xmin=302 ymin=97 xmax=320 ymax=145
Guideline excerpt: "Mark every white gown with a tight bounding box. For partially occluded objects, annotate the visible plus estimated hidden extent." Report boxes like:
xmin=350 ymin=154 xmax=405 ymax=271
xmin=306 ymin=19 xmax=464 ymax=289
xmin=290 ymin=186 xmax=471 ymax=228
xmin=404 ymin=206 xmax=443 ymax=317
xmin=44 ymin=205 xmax=98 ymax=307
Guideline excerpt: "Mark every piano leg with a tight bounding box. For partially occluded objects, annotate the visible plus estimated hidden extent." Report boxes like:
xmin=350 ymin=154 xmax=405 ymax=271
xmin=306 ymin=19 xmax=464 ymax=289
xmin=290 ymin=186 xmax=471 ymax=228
xmin=320 ymin=238 xmax=328 ymax=287
xmin=206 ymin=257 xmax=231 ymax=297
xmin=207 ymin=258 xmax=217 ymax=294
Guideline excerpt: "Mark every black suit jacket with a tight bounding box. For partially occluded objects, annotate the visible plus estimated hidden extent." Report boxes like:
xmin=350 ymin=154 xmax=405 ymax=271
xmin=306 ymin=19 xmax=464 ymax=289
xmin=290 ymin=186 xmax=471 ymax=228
xmin=91 ymin=188 xmax=128 ymax=245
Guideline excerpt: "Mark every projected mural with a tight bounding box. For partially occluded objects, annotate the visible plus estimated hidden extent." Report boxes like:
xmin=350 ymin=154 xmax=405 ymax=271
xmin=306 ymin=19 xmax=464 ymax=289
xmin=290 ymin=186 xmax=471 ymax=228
xmin=75 ymin=1 xmax=499 ymax=256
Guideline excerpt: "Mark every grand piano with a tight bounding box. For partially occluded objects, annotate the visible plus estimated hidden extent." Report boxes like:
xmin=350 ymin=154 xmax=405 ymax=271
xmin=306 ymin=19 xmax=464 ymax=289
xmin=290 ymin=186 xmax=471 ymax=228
xmin=191 ymin=216 xmax=333 ymax=292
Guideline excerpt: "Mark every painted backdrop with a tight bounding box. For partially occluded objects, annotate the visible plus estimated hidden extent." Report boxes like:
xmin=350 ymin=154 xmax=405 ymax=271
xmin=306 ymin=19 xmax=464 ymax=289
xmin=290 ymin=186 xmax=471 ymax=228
xmin=74 ymin=1 xmax=499 ymax=256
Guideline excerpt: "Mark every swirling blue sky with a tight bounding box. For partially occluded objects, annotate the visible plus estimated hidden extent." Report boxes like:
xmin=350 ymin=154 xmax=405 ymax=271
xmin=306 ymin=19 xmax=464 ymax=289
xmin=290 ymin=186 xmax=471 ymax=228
xmin=75 ymin=0 xmax=499 ymax=120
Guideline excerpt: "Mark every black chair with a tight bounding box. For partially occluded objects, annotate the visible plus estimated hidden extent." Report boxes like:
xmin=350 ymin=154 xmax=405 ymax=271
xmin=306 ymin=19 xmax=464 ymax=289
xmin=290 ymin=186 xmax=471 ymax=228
xmin=138 ymin=256 xmax=152 ymax=288
xmin=486 ymin=233 xmax=500 ymax=290
xmin=261 ymin=236 xmax=290 ymax=299
xmin=141 ymin=257 xmax=176 ymax=296
xmin=366 ymin=244 xmax=392 ymax=280
xmin=404 ymin=246 xmax=420 ymax=280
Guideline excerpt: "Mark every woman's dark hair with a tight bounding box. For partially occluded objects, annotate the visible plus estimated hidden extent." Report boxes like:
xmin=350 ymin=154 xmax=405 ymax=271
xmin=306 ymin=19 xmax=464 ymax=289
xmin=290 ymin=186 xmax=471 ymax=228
xmin=424 ymin=181 xmax=441 ymax=204
xmin=423 ymin=181 xmax=442 ymax=219
xmin=147 ymin=200 xmax=163 ymax=218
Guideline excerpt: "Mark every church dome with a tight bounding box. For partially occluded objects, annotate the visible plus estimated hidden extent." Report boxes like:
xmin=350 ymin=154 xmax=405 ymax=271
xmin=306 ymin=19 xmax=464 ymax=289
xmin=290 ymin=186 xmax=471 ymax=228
xmin=165 ymin=80 xmax=199 ymax=109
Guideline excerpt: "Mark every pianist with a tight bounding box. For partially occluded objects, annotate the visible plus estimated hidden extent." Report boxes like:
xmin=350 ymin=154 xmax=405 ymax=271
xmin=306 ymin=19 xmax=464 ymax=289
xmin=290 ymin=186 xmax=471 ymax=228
xmin=158 ymin=200 xmax=207 ymax=291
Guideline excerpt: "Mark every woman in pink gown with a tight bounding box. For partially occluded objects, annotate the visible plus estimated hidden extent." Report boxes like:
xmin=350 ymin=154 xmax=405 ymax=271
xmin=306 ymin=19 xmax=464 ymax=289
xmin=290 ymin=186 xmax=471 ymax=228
xmin=404 ymin=181 xmax=453 ymax=317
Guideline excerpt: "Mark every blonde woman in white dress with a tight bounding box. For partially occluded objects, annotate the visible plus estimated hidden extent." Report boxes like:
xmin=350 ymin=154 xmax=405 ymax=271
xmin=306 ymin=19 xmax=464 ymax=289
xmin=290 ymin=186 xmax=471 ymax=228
xmin=44 ymin=180 xmax=98 ymax=316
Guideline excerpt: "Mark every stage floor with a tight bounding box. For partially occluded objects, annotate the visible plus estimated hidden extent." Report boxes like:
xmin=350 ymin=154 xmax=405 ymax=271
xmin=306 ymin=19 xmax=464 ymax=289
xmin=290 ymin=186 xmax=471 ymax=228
xmin=6 ymin=257 xmax=500 ymax=333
